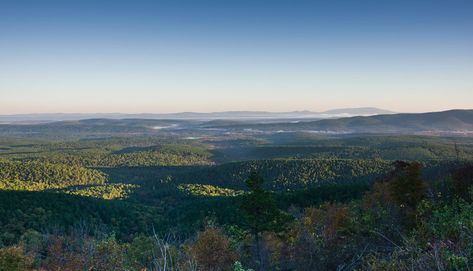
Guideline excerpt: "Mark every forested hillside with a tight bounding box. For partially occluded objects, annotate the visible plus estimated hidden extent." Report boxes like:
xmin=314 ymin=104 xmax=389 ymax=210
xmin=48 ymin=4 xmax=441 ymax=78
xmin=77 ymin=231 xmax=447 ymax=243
xmin=0 ymin=160 xmax=106 ymax=190
xmin=168 ymin=159 xmax=394 ymax=189
xmin=1 ymin=131 xmax=473 ymax=270
xmin=205 ymin=109 xmax=473 ymax=134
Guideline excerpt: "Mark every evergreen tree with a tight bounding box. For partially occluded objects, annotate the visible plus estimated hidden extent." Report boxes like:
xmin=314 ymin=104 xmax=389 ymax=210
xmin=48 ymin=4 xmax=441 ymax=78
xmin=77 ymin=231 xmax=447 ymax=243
xmin=240 ymin=171 xmax=290 ymax=269
xmin=387 ymin=161 xmax=428 ymax=229
xmin=388 ymin=162 xmax=427 ymax=209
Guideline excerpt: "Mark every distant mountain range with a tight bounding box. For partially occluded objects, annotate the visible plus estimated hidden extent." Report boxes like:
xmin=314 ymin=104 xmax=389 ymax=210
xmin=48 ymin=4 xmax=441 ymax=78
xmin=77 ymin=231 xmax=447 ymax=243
xmin=213 ymin=109 xmax=473 ymax=134
xmin=1 ymin=109 xmax=472 ymax=136
xmin=316 ymin=109 xmax=473 ymax=133
xmin=0 ymin=107 xmax=394 ymax=123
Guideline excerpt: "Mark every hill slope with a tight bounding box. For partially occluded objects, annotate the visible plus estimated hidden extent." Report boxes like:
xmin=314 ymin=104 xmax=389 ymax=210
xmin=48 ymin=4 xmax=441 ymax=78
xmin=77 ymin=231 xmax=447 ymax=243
xmin=209 ymin=109 xmax=473 ymax=134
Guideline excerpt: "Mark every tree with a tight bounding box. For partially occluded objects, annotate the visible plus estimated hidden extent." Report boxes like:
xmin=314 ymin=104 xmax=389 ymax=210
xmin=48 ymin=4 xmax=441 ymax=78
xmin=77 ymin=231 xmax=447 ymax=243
xmin=190 ymin=227 xmax=237 ymax=271
xmin=388 ymin=162 xmax=427 ymax=209
xmin=452 ymin=164 xmax=473 ymax=201
xmin=0 ymin=246 xmax=33 ymax=271
xmin=386 ymin=161 xmax=428 ymax=229
xmin=93 ymin=235 xmax=127 ymax=270
xmin=240 ymin=171 xmax=290 ymax=270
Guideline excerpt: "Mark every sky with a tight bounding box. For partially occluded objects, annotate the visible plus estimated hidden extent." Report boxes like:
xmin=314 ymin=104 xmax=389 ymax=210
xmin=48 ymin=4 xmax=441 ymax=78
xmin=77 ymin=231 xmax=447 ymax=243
xmin=1 ymin=0 xmax=472 ymax=114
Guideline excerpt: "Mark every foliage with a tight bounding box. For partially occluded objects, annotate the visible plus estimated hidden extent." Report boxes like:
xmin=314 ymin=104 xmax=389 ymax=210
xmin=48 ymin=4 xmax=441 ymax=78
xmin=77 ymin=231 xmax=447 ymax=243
xmin=61 ymin=183 xmax=137 ymax=200
xmin=0 ymin=160 xmax=106 ymax=190
xmin=27 ymin=143 xmax=212 ymax=167
xmin=0 ymin=190 xmax=166 ymax=245
xmin=0 ymin=246 xmax=33 ymax=271
xmin=233 ymin=261 xmax=254 ymax=271
xmin=178 ymin=184 xmax=244 ymax=197
xmin=1 ymin=133 xmax=473 ymax=270
xmin=452 ymin=163 xmax=473 ymax=201
xmin=170 ymin=159 xmax=396 ymax=190
xmin=388 ymin=161 xmax=428 ymax=209
xmin=240 ymin=172 xmax=291 ymax=269
xmin=189 ymin=227 xmax=238 ymax=271
xmin=241 ymin=172 xmax=291 ymax=234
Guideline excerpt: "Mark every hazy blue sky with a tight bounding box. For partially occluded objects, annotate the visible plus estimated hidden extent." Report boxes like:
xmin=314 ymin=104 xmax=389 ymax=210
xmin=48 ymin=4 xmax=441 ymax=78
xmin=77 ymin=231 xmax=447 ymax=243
xmin=1 ymin=0 xmax=472 ymax=114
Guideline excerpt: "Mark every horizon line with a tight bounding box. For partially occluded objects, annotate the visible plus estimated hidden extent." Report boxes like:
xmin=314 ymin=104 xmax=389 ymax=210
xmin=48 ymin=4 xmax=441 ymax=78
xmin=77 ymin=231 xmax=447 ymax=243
xmin=3 ymin=108 xmax=473 ymax=117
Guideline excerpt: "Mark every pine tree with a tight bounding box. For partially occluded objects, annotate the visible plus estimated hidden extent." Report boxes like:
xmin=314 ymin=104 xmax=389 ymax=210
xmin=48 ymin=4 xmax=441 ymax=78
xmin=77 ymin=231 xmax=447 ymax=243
xmin=389 ymin=162 xmax=427 ymax=209
xmin=240 ymin=171 xmax=290 ymax=270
